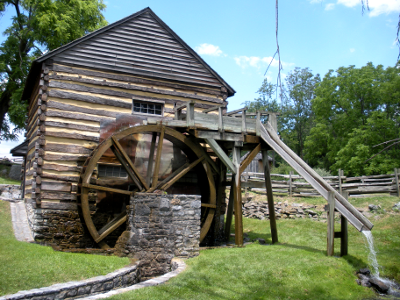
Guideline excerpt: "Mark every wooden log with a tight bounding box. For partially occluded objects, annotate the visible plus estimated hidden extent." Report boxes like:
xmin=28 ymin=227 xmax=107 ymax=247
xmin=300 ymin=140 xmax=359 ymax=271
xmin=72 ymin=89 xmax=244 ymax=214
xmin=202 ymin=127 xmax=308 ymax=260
xmin=44 ymin=143 xmax=94 ymax=154
xmin=239 ymin=144 xmax=261 ymax=175
xmin=44 ymin=131 xmax=99 ymax=142
xmin=36 ymin=176 xmax=42 ymax=184
xmin=327 ymin=191 xmax=335 ymax=256
xmin=49 ymin=78 xmax=224 ymax=104
xmin=48 ymin=89 xmax=130 ymax=109
xmin=262 ymin=149 xmax=278 ymax=244
xmin=40 ymin=173 xmax=79 ymax=182
xmin=44 ymin=121 xmax=99 ymax=132
xmin=52 ymin=64 xmax=223 ymax=97
xmin=42 ymin=164 xmax=81 ymax=172
xmin=41 ymin=191 xmax=77 ymax=201
xmin=43 ymin=153 xmax=88 ymax=161
xmin=41 ymin=181 xmax=72 ymax=192
xmin=46 ymin=100 xmax=121 ymax=119
xmin=45 ymin=109 xmax=106 ymax=122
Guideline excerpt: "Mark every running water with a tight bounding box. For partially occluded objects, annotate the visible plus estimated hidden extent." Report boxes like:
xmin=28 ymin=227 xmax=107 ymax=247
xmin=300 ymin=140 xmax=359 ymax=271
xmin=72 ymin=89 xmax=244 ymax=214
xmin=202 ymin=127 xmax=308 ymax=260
xmin=361 ymin=229 xmax=399 ymax=295
xmin=362 ymin=229 xmax=380 ymax=277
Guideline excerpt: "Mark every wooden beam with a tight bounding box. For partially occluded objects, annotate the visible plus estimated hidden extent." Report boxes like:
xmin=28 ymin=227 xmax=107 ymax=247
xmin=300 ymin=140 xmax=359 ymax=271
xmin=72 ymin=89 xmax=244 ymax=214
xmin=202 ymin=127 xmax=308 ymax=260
xmin=160 ymin=156 xmax=205 ymax=191
xmin=111 ymin=136 xmax=149 ymax=190
xmin=146 ymin=133 xmax=157 ymax=187
xmin=224 ymin=178 xmax=235 ymax=242
xmin=205 ymin=138 xmax=236 ymax=174
xmin=262 ymin=149 xmax=278 ymax=244
xmin=201 ymin=203 xmax=217 ymax=208
xmin=203 ymin=104 xmax=225 ymax=114
xmin=233 ymin=146 xmax=243 ymax=246
xmin=151 ymin=126 xmax=165 ymax=188
xmin=327 ymin=191 xmax=335 ymax=256
xmin=81 ymin=183 xmax=133 ymax=196
xmin=95 ymin=213 xmax=127 ymax=243
xmin=239 ymin=144 xmax=261 ymax=175
xmin=224 ymin=107 xmax=248 ymax=116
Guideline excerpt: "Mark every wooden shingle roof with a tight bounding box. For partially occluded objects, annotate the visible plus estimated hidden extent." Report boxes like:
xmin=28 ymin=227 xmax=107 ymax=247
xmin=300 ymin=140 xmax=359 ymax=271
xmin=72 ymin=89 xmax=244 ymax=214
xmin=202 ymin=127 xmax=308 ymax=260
xmin=22 ymin=7 xmax=235 ymax=101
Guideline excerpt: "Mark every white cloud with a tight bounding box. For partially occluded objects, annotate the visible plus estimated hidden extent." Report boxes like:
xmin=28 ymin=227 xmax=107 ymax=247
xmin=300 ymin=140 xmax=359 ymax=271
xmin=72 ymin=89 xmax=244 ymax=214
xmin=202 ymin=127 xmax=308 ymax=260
xmin=325 ymin=3 xmax=335 ymax=10
xmin=195 ymin=43 xmax=224 ymax=56
xmin=337 ymin=0 xmax=400 ymax=16
xmin=350 ymin=48 xmax=356 ymax=52
xmin=234 ymin=56 xmax=294 ymax=70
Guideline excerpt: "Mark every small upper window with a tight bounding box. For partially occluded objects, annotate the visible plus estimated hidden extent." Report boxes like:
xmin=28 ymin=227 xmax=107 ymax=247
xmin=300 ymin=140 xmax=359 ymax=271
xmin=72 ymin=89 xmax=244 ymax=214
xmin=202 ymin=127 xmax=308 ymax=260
xmin=132 ymin=100 xmax=163 ymax=116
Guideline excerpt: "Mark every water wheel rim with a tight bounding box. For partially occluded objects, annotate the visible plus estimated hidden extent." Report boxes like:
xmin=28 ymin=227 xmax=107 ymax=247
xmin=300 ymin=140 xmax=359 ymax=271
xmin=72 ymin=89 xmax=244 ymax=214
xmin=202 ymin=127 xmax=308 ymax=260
xmin=79 ymin=125 xmax=216 ymax=247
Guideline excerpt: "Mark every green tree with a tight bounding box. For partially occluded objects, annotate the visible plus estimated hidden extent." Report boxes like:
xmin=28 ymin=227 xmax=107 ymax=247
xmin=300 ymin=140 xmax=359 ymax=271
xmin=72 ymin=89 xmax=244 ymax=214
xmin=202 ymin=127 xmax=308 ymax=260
xmin=0 ymin=0 xmax=107 ymax=140
xmin=304 ymin=62 xmax=400 ymax=176
xmin=280 ymin=67 xmax=320 ymax=159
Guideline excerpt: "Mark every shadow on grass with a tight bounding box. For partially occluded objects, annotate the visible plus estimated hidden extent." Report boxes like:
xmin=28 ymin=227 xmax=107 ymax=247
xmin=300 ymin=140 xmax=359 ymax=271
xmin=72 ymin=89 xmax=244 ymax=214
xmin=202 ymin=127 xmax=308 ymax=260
xmin=246 ymin=229 xmax=368 ymax=271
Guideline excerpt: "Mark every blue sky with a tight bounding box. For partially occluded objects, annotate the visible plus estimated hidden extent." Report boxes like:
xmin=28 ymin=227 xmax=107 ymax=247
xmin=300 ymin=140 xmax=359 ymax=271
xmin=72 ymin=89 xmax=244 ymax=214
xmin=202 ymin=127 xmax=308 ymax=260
xmin=1 ymin=0 xmax=399 ymax=157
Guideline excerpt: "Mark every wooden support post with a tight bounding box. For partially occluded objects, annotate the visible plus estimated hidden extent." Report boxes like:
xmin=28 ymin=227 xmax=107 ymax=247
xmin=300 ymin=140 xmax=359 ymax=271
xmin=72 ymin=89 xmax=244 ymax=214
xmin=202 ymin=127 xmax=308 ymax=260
xmin=215 ymin=162 xmax=227 ymax=240
xmin=395 ymin=168 xmax=400 ymax=197
xmin=338 ymin=169 xmax=343 ymax=194
xmin=241 ymin=109 xmax=247 ymax=134
xmin=187 ymin=100 xmax=195 ymax=127
xmin=256 ymin=111 xmax=261 ymax=136
xmin=340 ymin=191 xmax=349 ymax=256
xmin=233 ymin=144 xmax=243 ymax=246
xmin=289 ymin=171 xmax=293 ymax=197
xmin=269 ymin=113 xmax=277 ymax=132
xmin=218 ymin=106 xmax=224 ymax=133
xmin=224 ymin=179 xmax=235 ymax=242
xmin=262 ymin=149 xmax=278 ymax=244
xmin=327 ymin=191 xmax=335 ymax=256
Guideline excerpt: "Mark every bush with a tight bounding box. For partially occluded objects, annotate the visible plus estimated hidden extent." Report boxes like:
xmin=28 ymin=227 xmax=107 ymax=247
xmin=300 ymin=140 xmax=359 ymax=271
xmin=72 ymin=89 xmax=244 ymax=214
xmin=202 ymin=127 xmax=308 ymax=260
xmin=313 ymin=167 xmax=332 ymax=177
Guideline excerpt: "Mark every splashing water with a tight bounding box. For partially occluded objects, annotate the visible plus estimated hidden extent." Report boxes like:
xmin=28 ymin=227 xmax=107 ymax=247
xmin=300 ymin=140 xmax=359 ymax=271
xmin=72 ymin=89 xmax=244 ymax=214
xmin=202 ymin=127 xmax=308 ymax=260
xmin=361 ymin=229 xmax=399 ymax=293
xmin=362 ymin=229 xmax=380 ymax=277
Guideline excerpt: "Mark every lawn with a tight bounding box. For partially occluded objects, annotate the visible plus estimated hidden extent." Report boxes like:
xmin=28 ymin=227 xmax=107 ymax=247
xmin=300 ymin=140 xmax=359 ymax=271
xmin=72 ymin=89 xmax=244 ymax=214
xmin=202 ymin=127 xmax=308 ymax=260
xmin=108 ymin=195 xmax=400 ymax=300
xmin=0 ymin=200 xmax=130 ymax=296
xmin=1 ymin=193 xmax=399 ymax=299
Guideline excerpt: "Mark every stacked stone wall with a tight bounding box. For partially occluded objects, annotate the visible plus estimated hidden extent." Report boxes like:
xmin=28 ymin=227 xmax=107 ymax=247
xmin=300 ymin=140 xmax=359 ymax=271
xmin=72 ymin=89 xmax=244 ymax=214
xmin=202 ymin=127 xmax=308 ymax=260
xmin=115 ymin=193 xmax=201 ymax=279
xmin=24 ymin=199 xmax=95 ymax=250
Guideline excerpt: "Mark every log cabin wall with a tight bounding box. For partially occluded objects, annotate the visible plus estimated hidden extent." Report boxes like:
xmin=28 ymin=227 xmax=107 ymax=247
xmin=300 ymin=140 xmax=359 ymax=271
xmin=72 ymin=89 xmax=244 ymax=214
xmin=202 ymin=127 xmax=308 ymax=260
xmin=21 ymin=7 xmax=234 ymax=249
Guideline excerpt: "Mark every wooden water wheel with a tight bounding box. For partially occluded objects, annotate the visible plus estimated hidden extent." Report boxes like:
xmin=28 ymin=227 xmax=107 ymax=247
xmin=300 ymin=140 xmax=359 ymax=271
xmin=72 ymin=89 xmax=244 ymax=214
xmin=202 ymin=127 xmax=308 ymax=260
xmin=79 ymin=125 xmax=216 ymax=249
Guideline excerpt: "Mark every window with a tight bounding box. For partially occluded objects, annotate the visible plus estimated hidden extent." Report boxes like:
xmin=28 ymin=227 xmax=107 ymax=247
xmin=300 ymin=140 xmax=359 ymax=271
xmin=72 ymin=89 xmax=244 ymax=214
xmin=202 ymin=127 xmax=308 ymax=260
xmin=132 ymin=100 xmax=163 ymax=116
xmin=98 ymin=164 xmax=127 ymax=178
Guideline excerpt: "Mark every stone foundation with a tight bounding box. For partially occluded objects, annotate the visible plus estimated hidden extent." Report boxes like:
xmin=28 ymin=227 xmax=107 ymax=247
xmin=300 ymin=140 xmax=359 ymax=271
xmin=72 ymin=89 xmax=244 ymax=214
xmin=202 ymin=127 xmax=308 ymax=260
xmin=115 ymin=193 xmax=201 ymax=279
xmin=24 ymin=199 xmax=95 ymax=250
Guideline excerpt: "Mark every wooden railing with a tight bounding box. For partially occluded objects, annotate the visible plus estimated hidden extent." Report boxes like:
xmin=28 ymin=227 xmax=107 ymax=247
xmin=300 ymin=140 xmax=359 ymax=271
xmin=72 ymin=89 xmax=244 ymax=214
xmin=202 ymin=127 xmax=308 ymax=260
xmin=229 ymin=168 xmax=400 ymax=197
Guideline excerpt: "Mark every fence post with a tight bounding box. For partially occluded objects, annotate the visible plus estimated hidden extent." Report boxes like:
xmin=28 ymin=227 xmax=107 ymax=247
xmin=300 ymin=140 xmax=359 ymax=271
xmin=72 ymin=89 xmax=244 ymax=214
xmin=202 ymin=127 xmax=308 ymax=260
xmin=327 ymin=191 xmax=335 ymax=256
xmin=395 ymin=168 xmax=400 ymax=197
xmin=289 ymin=171 xmax=293 ymax=197
xmin=338 ymin=169 xmax=342 ymax=194
xmin=340 ymin=191 xmax=349 ymax=256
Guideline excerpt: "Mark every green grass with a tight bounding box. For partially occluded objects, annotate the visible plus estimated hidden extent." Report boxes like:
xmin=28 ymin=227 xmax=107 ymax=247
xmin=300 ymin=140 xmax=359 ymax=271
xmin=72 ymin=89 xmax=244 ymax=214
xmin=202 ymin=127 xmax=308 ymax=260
xmin=108 ymin=195 xmax=400 ymax=300
xmin=0 ymin=177 xmax=21 ymax=185
xmin=0 ymin=200 xmax=130 ymax=296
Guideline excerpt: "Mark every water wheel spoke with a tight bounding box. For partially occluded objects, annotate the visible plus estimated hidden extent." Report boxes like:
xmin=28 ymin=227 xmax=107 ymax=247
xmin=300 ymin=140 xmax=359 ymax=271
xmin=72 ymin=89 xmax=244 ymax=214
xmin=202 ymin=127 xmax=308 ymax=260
xmin=151 ymin=126 xmax=165 ymax=188
xmin=201 ymin=203 xmax=216 ymax=208
xmin=146 ymin=132 xmax=157 ymax=187
xmin=111 ymin=136 xmax=149 ymax=190
xmin=160 ymin=156 xmax=205 ymax=191
xmin=110 ymin=143 xmax=143 ymax=191
xmin=96 ymin=211 xmax=127 ymax=243
xmin=81 ymin=183 xmax=133 ymax=196
xmin=146 ymin=162 xmax=189 ymax=193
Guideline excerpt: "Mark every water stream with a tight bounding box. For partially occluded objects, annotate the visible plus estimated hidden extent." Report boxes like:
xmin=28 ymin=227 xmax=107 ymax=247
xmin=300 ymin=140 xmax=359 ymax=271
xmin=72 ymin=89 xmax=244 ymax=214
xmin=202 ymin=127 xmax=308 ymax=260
xmin=361 ymin=229 xmax=399 ymax=294
xmin=362 ymin=229 xmax=380 ymax=277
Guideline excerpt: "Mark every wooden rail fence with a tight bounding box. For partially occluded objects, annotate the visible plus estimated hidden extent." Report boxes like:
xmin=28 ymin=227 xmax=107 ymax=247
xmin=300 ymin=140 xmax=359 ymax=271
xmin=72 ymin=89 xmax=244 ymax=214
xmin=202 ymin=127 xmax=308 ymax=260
xmin=231 ymin=168 xmax=400 ymax=197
